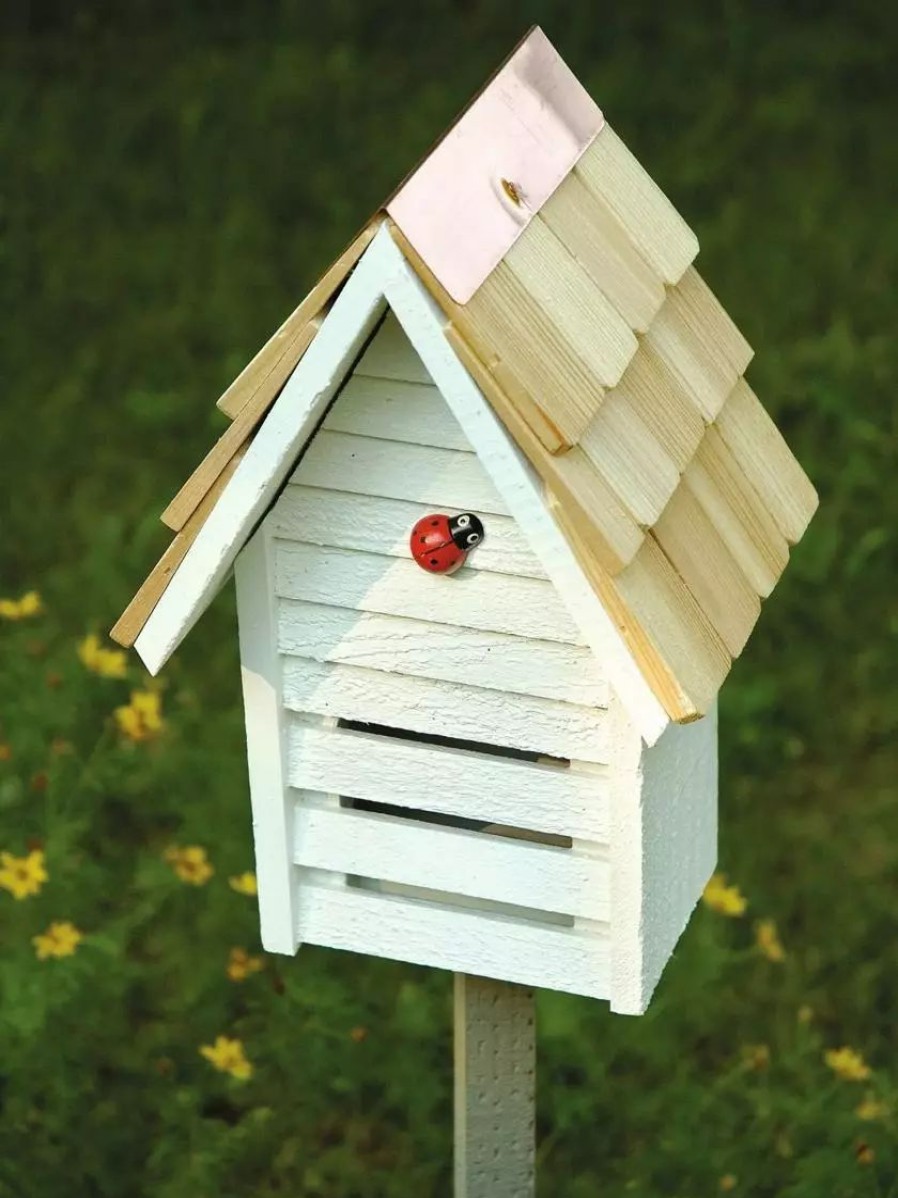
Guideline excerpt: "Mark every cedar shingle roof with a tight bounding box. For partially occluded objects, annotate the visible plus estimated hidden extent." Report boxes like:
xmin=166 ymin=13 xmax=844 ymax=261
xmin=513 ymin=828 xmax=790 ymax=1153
xmin=113 ymin=30 xmax=817 ymax=727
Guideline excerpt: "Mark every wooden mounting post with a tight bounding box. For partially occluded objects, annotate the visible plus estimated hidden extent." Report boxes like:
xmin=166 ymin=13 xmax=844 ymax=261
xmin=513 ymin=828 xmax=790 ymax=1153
xmin=453 ymin=973 xmax=536 ymax=1198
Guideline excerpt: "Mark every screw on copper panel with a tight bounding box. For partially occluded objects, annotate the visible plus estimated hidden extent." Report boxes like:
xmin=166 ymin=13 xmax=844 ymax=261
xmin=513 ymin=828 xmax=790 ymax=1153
xmin=500 ymin=178 xmax=524 ymax=206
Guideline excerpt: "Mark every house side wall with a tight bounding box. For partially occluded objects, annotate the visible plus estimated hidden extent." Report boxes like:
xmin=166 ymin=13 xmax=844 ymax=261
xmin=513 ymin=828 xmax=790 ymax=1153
xmin=251 ymin=313 xmax=612 ymax=998
xmin=609 ymin=701 xmax=718 ymax=1014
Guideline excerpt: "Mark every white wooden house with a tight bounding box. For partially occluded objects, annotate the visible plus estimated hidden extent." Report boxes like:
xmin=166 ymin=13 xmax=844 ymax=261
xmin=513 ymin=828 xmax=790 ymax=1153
xmin=112 ymin=28 xmax=817 ymax=1015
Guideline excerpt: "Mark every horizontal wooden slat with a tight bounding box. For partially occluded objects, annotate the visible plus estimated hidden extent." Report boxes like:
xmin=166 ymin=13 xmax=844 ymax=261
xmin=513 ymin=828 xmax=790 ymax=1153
xmin=277 ymin=599 xmax=608 ymax=706
xmin=281 ymin=659 xmax=611 ymax=764
xmin=292 ymin=430 xmax=509 ymax=515
xmin=539 ymin=170 xmax=666 ymax=333
xmin=654 ymin=485 xmax=761 ymax=657
xmin=353 ymin=310 xmax=433 ymax=385
xmin=287 ymin=720 xmax=609 ymax=841
xmin=324 ymin=374 xmax=473 ymax=451
xmin=574 ymin=125 xmax=699 ymax=285
xmin=293 ymin=803 xmax=609 ymax=921
xmin=270 ymin=486 xmax=547 ymax=579
xmin=295 ymin=877 xmax=610 ymax=999
xmin=579 ymin=390 xmax=681 ymax=526
xmin=714 ymin=379 xmax=818 ymax=545
xmin=274 ymin=542 xmax=583 ymax=645
xmin=645 ymin=269 xmax=753 ymax=424
xmin=684 ymin=427 xmax=789 ymax=598
xmin=217 ymin=219 xmax=382 ymax=417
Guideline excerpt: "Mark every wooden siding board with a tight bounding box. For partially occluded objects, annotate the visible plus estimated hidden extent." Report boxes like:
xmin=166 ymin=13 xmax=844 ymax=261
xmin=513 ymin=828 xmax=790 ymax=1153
xmin=294 ymin=877 xmax=611 ymax=999
xmin=324 ymin=375 xmax=473 ymax=451
xmin=281 ymin=658 xmax=611 ymax=764
xmin=287 ymin=719 xmax=610 ymax=842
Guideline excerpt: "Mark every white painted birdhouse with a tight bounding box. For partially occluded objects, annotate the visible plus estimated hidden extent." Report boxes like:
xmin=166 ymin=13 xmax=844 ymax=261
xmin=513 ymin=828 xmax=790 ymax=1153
xmin=113 ymin=29 xmax=817 ymax=1014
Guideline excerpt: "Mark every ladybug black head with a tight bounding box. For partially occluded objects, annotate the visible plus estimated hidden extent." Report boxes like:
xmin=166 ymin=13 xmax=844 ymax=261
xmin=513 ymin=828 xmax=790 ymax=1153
xmin=448 ymin=512 xmax=485 ymax=551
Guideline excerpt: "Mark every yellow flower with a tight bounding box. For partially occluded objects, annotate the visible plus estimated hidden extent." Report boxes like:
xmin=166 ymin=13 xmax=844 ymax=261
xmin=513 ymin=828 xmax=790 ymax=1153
xmin=165 ymin=845 xmax=213 ymax=886
xmin=797 ymin=1005 xmax=814 ymax=1025
xmin=0 ymin=591 xmax=43 ymax=621
xmin=33 ymin=920 xmax=83 ymax=960
xmin=719 ymin=1176 xmax=738 ymax=1192
xmin=115 ymin=690 xmax=164 ymax=741
xmin=856 ymin=1093 xmax=889 ymax=1121
xmin=703 ymin=872 xmax=748 ymax=917
xmin=227 ymin=947 xmax=264 ymax=982
xmin=741 ymin=1044 xmax=771 ymax=1072
xmin=826 ymin=1047 xmax=872 ymax=1082
xmin=228 ymin=871 xmax=257 ymax=896
xmin=199 ymin=1036 xmax=253 ymax=1080
xmin=855 ymin=1141 xmax=875 ymax=1165
xmin=0 ymin=849 xmax=48 ymax=900
xmin=755 ymin=918 xmax=785 ymax=962
xmin=78 ymin=633 xmax=127 ymax=679
xmin=0 ymin=743 xmax=11 ymax=762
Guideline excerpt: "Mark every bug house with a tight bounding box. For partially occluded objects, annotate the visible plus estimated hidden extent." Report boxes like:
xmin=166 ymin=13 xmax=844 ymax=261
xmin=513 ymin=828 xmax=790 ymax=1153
xmin=113 ymin=28 xmax=817 ymax=1016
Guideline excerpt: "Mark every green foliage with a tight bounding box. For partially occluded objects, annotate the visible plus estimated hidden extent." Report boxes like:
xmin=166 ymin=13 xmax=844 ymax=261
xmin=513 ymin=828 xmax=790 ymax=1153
xmin=1 ymin=2 xmax=897 ymax=1193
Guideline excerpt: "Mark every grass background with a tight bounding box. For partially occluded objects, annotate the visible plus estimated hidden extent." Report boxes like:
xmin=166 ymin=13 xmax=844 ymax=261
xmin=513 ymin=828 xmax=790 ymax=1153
xmin=1 ymin=1 xmax=897 ymax=1194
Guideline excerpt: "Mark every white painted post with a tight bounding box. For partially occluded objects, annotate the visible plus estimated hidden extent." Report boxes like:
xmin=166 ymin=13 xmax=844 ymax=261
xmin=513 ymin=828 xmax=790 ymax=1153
xmin=454 ymin=974 xmax=536 ymax=1198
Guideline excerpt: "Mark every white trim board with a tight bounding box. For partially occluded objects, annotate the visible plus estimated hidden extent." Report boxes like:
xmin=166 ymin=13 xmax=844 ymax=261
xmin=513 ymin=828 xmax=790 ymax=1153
xmin=135 ymin=225 xmax=670 ymax=745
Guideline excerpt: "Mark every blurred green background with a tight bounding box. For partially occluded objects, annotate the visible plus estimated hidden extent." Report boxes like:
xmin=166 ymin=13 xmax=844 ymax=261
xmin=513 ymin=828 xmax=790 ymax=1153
xmin=2 ymin=2 xmax=897 ymax=1194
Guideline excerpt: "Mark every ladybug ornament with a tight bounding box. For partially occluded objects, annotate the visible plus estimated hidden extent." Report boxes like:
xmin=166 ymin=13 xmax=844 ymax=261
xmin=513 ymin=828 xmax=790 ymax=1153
xmin=410 ymin=512 xmax=485 ymax=574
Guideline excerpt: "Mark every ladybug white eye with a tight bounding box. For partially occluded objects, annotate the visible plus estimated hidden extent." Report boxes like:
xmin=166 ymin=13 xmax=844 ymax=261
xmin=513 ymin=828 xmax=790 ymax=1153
xmin=466 ymin=532 xmax=480 ymax=547
xmin=456 ymin=514 xmax=470 ymax=528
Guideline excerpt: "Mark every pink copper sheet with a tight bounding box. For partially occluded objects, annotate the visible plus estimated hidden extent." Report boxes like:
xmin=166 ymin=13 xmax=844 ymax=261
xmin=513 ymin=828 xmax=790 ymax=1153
xmin=386 ymin=28 xmax=604 ymax=303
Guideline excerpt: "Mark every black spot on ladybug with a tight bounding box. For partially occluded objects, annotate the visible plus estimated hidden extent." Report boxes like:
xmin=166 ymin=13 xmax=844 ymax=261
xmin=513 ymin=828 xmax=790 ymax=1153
xmin=419 ymin=537 xmax=427 ymax=544
xmin=431 ymin=520 xmax=439 ymax=526
xmin=430 ymin=558 xmax=438 ymax=566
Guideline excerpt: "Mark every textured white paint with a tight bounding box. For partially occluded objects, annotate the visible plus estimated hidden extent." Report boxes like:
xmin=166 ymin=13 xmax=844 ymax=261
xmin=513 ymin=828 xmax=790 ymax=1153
xmin=324 ymin=374 xmax=474 ymax=451
xmin=282 ymin=658 xmax=610 ymax=764
xmin=370 ymin=227 xmax=670 ymax=744
xmin=287 ymin=719 xmax=609 ymax=842
xmin=609 ymin=698 xmax=718 ymax=1014
xmin=234 ymin=522 xmax=299 ymax=953
xmin=277 ymin=599 xmax=608 ymax=706
xmin=295 ymin=875 xmax=610 ymax=998
xmin=271 ymin=486 xmax=546 ymax=579
xmin=135 ymin=233 xmax=390 ymax=674
xmin=292 ymin=430 xmax=510 ymax=515
xmin=274 ymin=542 xmax=584 ymax=645
xmin=293 ymin=800 xmax=609 ymax=920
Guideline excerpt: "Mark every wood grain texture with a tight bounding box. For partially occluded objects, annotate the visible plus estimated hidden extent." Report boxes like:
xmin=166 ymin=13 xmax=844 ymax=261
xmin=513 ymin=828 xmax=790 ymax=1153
xmin=274 ymin=541 xmax=584 ymax=645
xmin=294 ymin=876 xmax=611 ymax=999
xmin=234 ymin=523 xmax=299 ymax=954
xmin=715 ymin=378 xmax=818 ymax=544
xmin=217 ymin=219 xmax=382 ymax=417
xmin=578 ymin=388 xmax=681 ymax=525
xmin=653 ymin=485 xmax=761 ymax=657
xmin=277 ymin=599 xmax=609 ymax=706
xmin=574 ymin=125 xmax=699 ymax=285
xmin=292 ymin=430 xmax=509 ymax=515
xmin=539 ymin=169 xmax=666 ymax=333
xmin=282 ymin=658 xmax=611 ymax=764
xmin=645 ymin=269 xmax=752 ymax=424
xmin=286 ymin=718 xmax=610 ymax=842
xmin=602 ymin=341 xmax=706 ymax=473
xmin=270 ymin=485 xmax=547 ymax=579
xmin=161 ymin=316 xmax=322 ymax=532
xmin=110 ymin=449 xmax=245 ymax=647
xmin=293 ymin=801 xmax=609 ymax=920
xmin=323 ymin=374 xmax=473 ymax=451
xmin=615 ymin=536 xmax=731 ymax=719
xmin=444 ymin=325 xmax=644 ymax=574
xmin=684 ymin=426 xmax=789 ymax=598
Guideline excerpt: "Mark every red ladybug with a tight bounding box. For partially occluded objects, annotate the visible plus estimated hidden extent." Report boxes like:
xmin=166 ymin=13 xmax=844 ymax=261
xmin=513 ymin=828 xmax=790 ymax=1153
xmin=410 ymin=512 xmax=485 ymax=574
